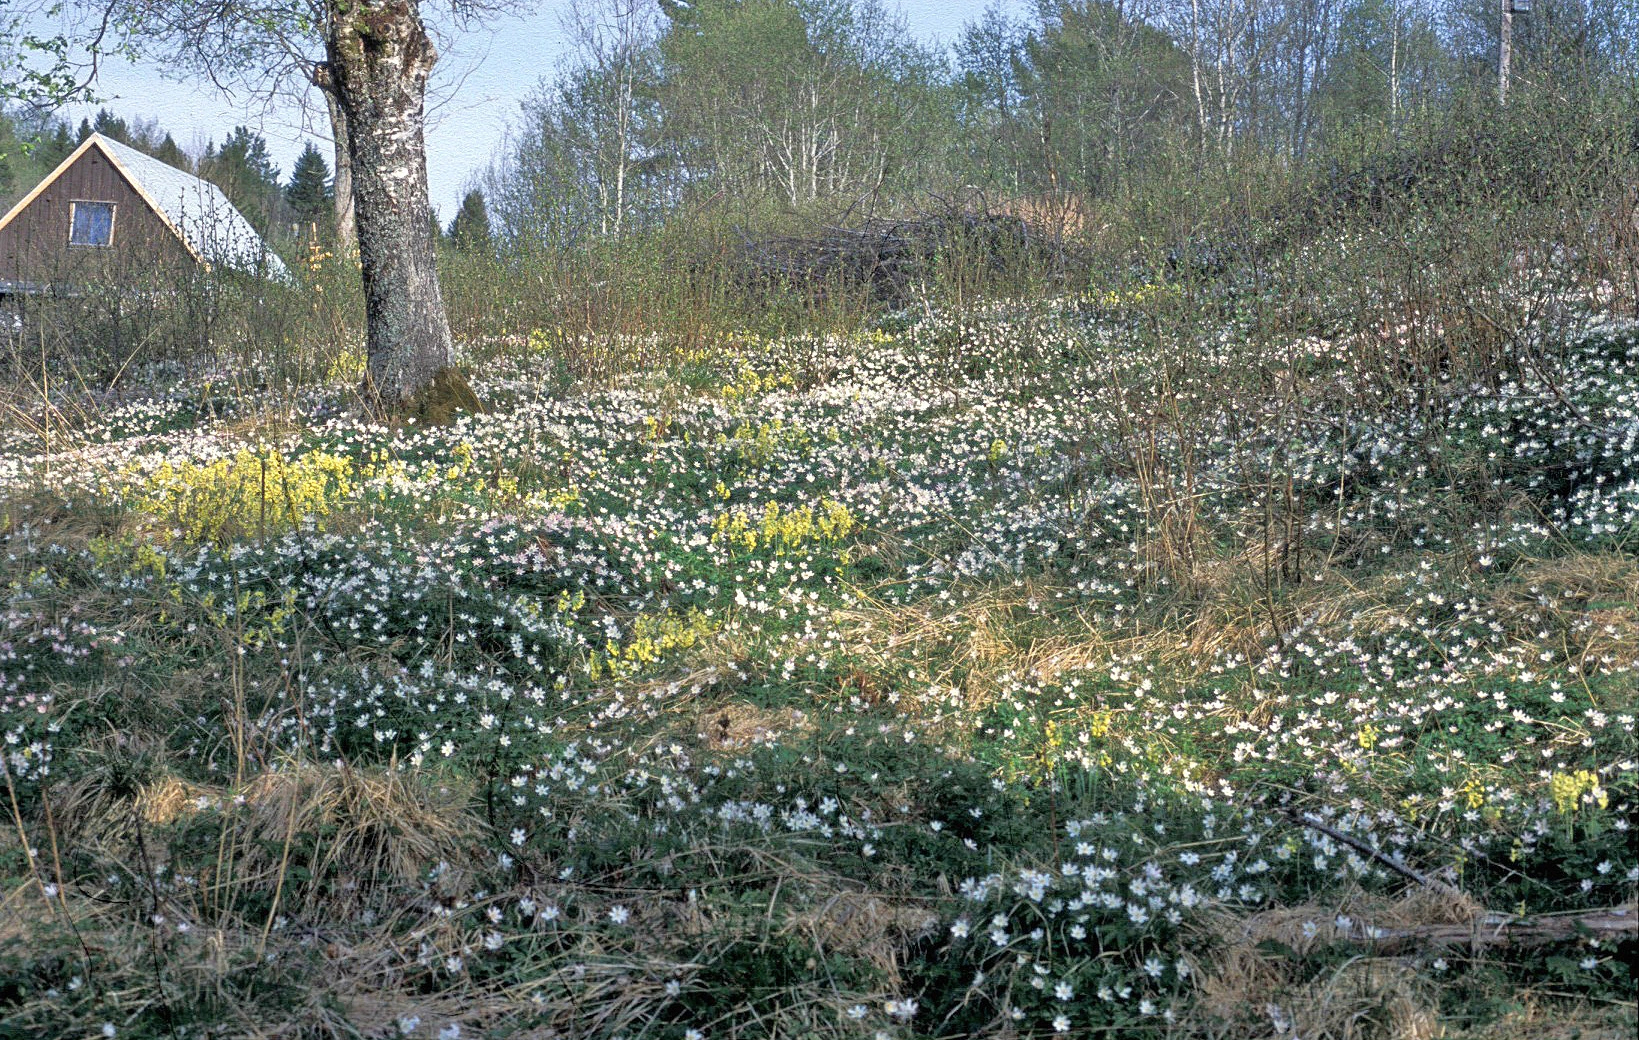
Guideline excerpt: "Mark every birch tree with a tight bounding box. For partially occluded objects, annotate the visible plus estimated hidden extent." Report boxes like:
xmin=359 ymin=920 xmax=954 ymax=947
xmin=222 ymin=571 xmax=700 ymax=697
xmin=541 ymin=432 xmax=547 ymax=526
xmin=560 ymin=0 xmax=662 ymax=237
xmin=1019 ymin=1 xmax=1192 ymax=196
xmin=319 ymin=0 xmax=456 ymax=408
xmin=70 ymin=0 xmax=510 ymax=409
xmin=95 ymin=2 xmax=363 ymax=253
xmin=658 ymin=0 xmax=941 ymax=208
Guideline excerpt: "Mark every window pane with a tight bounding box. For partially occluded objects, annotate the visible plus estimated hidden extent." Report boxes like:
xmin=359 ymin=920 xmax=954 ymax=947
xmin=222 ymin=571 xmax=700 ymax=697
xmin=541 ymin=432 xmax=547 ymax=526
xmin=70 ymin=202 xmax=115 ymax=246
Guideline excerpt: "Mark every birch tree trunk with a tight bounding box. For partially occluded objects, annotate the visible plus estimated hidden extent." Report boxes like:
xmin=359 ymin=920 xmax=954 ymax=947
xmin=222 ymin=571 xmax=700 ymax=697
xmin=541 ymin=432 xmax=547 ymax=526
xmin=1389 ymin=1 xmax=1401 ymax=131
xmin=324 ymin=0 xmax=455 ymax=411
xmin=312 ymin=69 xmax=359 ymax=255
xmin=1190 ymin=0 xmax=1209 ymax=156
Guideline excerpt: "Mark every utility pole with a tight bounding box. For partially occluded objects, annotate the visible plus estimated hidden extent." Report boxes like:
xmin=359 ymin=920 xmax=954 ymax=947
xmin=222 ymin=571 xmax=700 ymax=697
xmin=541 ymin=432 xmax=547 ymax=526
xmin=1499 ymin=0 xmax=1513 ymax=106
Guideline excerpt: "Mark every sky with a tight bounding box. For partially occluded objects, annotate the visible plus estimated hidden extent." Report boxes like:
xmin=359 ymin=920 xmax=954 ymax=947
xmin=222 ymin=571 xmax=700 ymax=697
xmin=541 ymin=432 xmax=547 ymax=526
xmin=46 ymin=0 xmax=1010 ymax=221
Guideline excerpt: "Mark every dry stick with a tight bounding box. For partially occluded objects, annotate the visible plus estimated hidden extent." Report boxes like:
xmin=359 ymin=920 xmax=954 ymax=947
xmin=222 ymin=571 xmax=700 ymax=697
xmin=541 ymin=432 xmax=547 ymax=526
xmin=1260 ymin=486 xmax=1287 ymax=649
xmin=0 ymin=756 xmax=90 ymax=971
xmin=130 ymin=806 xmax=182 ymax=1040
xmin=228 ymin=561 xmax=248 ymax=787
xmin=1289 ymin=810 xmax=1639 ymax=943
xmin=39 ymin=787 xmax=97 ymax=972
xmin=257 ymin=778 xmax=303 ymax=961
xmin=1364 ymin=908 xmax=1639 ymax=952
xmin=1284 ymin=809 xmax=1469 ymax=903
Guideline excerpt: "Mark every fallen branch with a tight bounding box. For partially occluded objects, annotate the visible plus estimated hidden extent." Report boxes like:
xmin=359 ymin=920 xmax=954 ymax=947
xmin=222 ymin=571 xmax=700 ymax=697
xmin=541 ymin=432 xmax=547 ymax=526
xmin=1333 ymin=904 xmax=1638 ymax=952
xmin=1282 ymin=810 xmax=1638 ymax=952
xmin=733 ymin=201 xmax=1088 ymax=304
xmin=1286 ymin=810 xmax=1469 ymax=902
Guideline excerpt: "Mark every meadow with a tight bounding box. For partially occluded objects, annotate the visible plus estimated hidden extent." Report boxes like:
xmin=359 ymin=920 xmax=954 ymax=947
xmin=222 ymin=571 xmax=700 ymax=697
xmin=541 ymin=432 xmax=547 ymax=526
xmin=1 ymin=237 xmax=1636 ymax=1038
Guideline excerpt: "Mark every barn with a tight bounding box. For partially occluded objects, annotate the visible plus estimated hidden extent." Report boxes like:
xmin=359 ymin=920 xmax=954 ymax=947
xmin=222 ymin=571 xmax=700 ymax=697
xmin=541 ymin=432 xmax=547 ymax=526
xmin=0 ymin=132 xmax=289 ymax=298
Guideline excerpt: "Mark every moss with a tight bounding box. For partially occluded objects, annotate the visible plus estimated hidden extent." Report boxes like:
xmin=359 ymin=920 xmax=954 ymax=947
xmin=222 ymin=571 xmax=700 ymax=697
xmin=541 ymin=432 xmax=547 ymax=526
xmin=404 ymin=366 xmax=485 ymax=426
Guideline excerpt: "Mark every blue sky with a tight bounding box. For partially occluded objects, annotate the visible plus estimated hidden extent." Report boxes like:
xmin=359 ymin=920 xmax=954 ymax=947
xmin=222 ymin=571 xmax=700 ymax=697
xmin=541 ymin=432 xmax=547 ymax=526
xmin=51 ymin=0 xmax=1009 ymax=220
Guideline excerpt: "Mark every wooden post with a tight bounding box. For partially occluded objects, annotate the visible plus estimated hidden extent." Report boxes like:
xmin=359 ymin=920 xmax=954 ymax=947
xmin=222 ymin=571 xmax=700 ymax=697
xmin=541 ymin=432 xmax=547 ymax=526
xmin=1499 ymin=0 xmax=1513 ymax=107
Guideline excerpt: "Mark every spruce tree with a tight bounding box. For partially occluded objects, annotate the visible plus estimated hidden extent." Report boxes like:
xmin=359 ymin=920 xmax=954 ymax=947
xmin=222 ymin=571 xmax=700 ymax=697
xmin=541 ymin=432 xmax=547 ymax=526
xmin=153 ymin=133 xmax=190 ymax=171
xmin=446 ymin=188 xmax=493 ymax=255
xmin=200 ymin=126 xmax=284 ymax=235
xmin=38 ymin=123 xmax=74 ymax=167
xmin=285 ymin=141 xmax=334 ymax=233
xmin=91 ymin=108 xmax=130 ymax=144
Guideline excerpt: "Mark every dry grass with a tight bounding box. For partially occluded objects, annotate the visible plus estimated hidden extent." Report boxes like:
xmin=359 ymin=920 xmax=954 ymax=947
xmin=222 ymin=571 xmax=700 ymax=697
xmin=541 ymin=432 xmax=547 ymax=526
xmin=785 ymin=888 xmax=941 ymax=986
xmin=52 ymin=755 xmax=484 ymax=916
xmin=694 ymin=700 xmax=814 ymax=749
xmin=0 ymin=475 xmax=129 ymax=543
xmin=237 ymin=761 xmax=483 ymax=894
xmin=1179 ymin=885 xmax=1639 ymax=1040
xmin=1495 ymin=552 xmax=1639 ymax=675
xmin=0 ymin=871 xmax=361 ymax=1038
xmin=836 ymin=576 xmax=1127 ymax=701
xmin=1187 ymin=893 xmax=1457 ymax=1040
xmin=322 ymin=863 xmax=926 ymax=1040
xmin=1441 ymin=1002 xmax=1638 ymax=1040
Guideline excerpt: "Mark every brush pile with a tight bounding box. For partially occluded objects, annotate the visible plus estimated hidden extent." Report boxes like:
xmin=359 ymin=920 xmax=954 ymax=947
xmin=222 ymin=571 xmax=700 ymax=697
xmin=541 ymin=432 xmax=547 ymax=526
xmin=736 ymin=194 xmax=1089 ymax=302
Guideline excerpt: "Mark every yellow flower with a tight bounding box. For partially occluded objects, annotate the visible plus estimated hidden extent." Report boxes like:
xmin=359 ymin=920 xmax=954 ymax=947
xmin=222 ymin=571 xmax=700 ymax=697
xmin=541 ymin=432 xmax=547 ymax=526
xmin=1548 ymin=770 xmax=1606 ymax=815
xmin=128 ymin=447 xmax=385 ymax=543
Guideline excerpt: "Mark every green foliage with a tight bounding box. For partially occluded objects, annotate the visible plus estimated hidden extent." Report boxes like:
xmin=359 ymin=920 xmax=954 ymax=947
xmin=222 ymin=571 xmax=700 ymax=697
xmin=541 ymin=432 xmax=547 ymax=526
xmin=445 ymin=187 xmax=492 ymax=255
xmin=283 ymin=140 xmax=333 ymax=230
xmin=0 ymin=8 xmax=80 ymax=111
xmin=0 ymin=109 xmax=20 ymax=197
xmin=199 ymin=125 xmax=285 ymax=236
xmin=1018 ymin=0 xmax=1195 ymax=195
xmin=29 ymin=119 xmax=74 ymax=167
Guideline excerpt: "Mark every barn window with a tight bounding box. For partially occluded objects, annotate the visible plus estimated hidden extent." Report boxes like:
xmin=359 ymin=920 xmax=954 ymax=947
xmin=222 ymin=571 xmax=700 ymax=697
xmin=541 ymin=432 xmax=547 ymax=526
xmin=69 ymin=201 xmax=116 ymax=247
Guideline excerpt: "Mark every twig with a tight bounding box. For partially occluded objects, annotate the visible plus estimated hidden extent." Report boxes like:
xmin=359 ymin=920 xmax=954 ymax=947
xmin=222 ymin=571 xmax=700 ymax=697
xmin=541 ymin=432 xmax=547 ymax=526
xmin=1332 ymin=905 xmax=1638 ymax=952
xmin=1284 ymin=809 xmax=1469 ymax=903
xmin=1282 ymin=810 xmax=1639 ymax=952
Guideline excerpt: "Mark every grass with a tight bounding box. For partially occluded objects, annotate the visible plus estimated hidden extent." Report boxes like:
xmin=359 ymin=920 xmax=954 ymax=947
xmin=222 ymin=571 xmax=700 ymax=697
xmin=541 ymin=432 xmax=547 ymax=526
xmin=0 ymin=247 xmax=1635 ymax=1038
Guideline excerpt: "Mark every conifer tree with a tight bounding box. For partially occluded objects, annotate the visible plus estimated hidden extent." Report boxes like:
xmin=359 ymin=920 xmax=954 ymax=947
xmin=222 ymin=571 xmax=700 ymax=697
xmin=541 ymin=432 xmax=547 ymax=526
xmin=37 ymin=121 xmax=74 ymax=167
xmin=200 ymin=126 xmax=285 ymax=235
xmin=91 ymin=107 xmax=129 ymax=143
xmin=446 ymin=188 xmax=493 ymax=255
xmin=152 ymin=132 xmax=189 ymax=170
xmin=285 ymin=140 xmax=334 ymax=232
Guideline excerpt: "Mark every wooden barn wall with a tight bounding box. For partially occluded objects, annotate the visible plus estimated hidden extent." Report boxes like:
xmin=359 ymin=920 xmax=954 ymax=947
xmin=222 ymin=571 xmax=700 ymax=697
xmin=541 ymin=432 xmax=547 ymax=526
xmin=0 ymin=147 xmax=197 ymax=285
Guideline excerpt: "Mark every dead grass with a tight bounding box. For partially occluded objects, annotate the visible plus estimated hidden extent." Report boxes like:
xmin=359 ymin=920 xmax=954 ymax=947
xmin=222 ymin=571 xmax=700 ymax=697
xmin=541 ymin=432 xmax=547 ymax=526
xmin=238 ymin=761 xmax=483 ymax=893
xmin=329 ymin=862 xmax=920 ymax=1040
xmin=1179 ymin=885 xmax=1639 ymax=1040
xmin=0 ymin=870 xmax=361 ymax=1038
xmin=836 ymin=576 xmax=1128 ymax=703
xmin=1495 ymin=552 xmax=1639 ymax=677
xmin=1187 ymin=893 xmax=1455 ymax=1040
xmin=1441 ymin=1002 xmax=1638 ymax=1040
xmin=785 ymin=888 xmax=941 ymax=986
xmin=694 ymin=700 xmax=814 ymax=749
xmin=0 ymin=475 xmax=130 ymax=542
xmin=52 ymin=755 xmax=484 ymax=917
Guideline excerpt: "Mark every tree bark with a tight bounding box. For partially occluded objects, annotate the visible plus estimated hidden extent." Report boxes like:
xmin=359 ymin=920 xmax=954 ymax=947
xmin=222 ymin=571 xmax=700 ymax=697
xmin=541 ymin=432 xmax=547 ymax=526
xmin=324 ymin=0 xmax=454 ymax=411
xmin=317 ymin=80 xmax=359 ymax=255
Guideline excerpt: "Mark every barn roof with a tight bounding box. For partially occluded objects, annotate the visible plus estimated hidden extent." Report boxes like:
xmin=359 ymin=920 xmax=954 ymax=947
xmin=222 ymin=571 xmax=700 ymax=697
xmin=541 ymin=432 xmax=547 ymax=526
xmin=0 ymin=133 xmax=290 ymax=280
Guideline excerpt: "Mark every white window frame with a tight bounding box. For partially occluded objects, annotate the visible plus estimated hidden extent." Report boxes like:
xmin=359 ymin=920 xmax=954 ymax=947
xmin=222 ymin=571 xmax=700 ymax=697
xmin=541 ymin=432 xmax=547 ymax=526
xmin=68 ymin=200 xmax=118 ymax=248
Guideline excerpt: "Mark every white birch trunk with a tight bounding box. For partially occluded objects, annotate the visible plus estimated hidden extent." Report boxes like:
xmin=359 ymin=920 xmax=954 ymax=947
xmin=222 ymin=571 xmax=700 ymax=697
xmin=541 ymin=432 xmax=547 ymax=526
xmin=325 ymin=0 xmax=456 ymax=410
